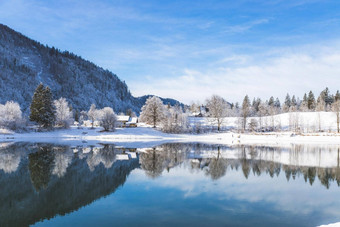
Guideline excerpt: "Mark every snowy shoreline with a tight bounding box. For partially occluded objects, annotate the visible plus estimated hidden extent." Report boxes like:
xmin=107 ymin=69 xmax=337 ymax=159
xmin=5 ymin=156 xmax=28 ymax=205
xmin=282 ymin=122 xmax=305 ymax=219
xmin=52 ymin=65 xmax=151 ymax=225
xmin=2 ymin=126 xmax=340 ymax=147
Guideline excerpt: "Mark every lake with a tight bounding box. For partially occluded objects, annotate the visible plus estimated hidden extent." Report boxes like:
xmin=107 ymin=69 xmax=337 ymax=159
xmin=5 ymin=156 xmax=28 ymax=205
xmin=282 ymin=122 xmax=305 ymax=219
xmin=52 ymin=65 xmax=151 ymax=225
xmin=1 ymin=142 xmax=340 ymax=226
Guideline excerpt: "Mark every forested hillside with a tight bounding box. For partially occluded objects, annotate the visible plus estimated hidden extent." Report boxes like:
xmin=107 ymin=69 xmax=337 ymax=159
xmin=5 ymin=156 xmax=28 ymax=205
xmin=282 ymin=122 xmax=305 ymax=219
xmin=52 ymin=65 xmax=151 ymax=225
xmin=0 ymin=24 xmax=181 ymax=114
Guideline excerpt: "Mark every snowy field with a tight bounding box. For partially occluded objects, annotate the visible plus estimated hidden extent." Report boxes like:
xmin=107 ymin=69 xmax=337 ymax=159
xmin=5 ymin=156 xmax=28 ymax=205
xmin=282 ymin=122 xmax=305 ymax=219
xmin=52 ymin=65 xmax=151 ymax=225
xmin=0 ymin=112 xmax=340 ymax=147
xmin=190 ymin=111 xmax=339 ymax=132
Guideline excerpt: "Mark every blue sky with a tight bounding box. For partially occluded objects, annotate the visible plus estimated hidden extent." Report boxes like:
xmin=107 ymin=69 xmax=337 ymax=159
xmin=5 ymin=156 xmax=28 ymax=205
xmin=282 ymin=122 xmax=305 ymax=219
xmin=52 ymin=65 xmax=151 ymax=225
xmin=1 ymin=0 xmax=340 ymax=104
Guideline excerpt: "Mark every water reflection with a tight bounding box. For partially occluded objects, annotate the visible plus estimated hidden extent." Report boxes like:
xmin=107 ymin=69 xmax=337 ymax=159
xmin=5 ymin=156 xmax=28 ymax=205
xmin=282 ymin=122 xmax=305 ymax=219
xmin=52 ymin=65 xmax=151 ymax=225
xmin=0 ymin=143 xmax=139 ymax=227
xmin=139 ymin=143 xmax=340 ymax=188
xmin=1 ymin=142 xmax=340 ymax=226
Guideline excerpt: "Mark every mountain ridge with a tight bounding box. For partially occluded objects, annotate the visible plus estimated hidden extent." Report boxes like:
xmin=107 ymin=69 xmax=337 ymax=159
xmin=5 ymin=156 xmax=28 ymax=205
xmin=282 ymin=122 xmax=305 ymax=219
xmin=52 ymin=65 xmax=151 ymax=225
xmin=0 ymin=24 xmax=184 ymax=114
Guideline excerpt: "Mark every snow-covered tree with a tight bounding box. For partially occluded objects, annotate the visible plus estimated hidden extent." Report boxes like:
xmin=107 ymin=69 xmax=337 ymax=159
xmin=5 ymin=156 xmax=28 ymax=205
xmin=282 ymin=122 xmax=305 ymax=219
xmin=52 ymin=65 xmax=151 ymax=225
xmin=316 ymin=95 xmax=326 ymax=112
xmin=241 ymin=95 xmax=251 ymax=131
xmin=258 ymin=101 xmax=268 ymax=130
xmin=140 ymin=96 xmax=166 ymax=128
xmin=87 ymin=104 xmax=99 ymax=128
xmin=99 ymin=107 xmax=117 ymax=131
xmin=78 ymin=110 xmax=87 ymax=127
xmin=0 ymin=101 xmax=24 ymax=130
xmin=206 ymin=95 xmax=229 ymax=131
xmin=332 ymin=100 xmax=340 ymax=133
xmin=290 ymin=95 xmax=297 ymax=112
xmin=162 ymin=104 xmax=188 ymax=133
xmin=54 ymin=97 xmax=73 ymax=128
xmin=252 ymin=98 xmax=261 ymax=116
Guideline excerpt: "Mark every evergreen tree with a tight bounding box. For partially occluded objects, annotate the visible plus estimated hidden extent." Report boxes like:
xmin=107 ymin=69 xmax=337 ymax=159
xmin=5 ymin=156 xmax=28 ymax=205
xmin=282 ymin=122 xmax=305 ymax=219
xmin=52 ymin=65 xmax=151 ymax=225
xmin=283 ymin=93 xmax=291 ymax=112
xmin=291 ymin=95 xmax=297 ymax=107
xmin=303 ymin=93 xmax=308 ymax=103
xmin=320 ymin=87 xmax=333 ymax=109
xmin=30 ymin=83 xmax=45 ymax=124
xmin=268 ymin=96 xmax=275 ymax=107
xmin=274 ymin=98 xmax=281 ymax=108
xmin=335 ymin=90 xmax=340 ymax=102
xmin=252 ymin=98 xmax=261 ymax=114
xmin=29 ymin=83 xmax=55 ymax=128
xmin=307 ymin=91 xmax=316 ymax=110
xmin=284 ymin=94 xmax=291 ymax=107
xmin=41 ymin=86 xmax=55 ymax=128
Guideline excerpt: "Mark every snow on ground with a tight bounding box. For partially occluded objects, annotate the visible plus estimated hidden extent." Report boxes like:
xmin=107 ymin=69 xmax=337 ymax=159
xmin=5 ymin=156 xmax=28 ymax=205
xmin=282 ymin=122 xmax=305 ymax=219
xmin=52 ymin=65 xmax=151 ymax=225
xmin=1 ymin=125 xmax=340 ymax=148
xmin=319 ymin=223 xmax=340 ymax=227
xmin=0 ymin=111 xmax=340 ymax=147
xmin=190 ymin=111 xmax=338 ymax=132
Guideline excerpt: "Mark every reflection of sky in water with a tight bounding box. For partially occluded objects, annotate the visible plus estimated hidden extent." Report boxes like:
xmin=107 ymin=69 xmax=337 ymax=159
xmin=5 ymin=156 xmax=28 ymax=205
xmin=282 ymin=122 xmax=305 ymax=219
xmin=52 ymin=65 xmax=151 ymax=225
xmin=1 ymin=143 xmax=340 ymax=226
xmin=35 ymin=165 xmax=340 ymax=227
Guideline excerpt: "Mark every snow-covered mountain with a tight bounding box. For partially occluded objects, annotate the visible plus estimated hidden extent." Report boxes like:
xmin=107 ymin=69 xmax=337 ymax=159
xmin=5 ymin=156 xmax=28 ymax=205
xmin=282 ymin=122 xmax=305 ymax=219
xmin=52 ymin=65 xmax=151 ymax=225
xmin=0 ymin=24 xmax=183 ymax=114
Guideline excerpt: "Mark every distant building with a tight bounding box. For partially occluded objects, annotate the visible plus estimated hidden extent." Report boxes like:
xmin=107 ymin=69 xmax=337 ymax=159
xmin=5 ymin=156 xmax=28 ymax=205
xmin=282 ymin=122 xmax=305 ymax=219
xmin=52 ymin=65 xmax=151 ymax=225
xmin=116 ymin=115 xmax=138 ymax=127
xmin=192 ymin=105 xmax=209 ymax=117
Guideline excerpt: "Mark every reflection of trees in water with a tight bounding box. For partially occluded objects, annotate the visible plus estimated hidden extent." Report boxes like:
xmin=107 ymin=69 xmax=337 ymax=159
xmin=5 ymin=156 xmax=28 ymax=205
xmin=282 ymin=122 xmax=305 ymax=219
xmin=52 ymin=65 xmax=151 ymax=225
xmin=140 ymin=148 xmax=165 ymax=178
xmin=29 ymin=146 xmax=55 ymax=192
xmin=0 ymin=143 xmax=139 ymax=227
xmin=205 ymin=147 xmax=228 ymax=180
xmin=52 ymin=147 xmax=73 ymax=178
xmin=86 ymin=145 xmax=117 ymax=171
xmin=139 ymin=143 xmax=340 ymax=188
xmin=0 ymin=143 xmax=29 ymax=173
xmin=139 ymin=144 xmax=186 ymax=178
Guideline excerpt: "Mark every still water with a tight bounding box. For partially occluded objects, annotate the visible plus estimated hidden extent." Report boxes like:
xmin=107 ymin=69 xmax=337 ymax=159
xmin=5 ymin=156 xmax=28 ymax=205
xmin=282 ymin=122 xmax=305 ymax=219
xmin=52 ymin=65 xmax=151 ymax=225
xmin=1 ymin=142 xmax=340 ymax=227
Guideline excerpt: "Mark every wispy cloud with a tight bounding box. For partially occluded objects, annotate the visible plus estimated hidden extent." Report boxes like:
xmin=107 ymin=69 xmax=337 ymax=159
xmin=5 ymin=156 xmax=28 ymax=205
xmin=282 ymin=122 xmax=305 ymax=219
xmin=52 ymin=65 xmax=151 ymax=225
xmin=222 ymin=19 xmax=270 ymax=34
xmin=130 ymin=42 xmax=340 ymax=104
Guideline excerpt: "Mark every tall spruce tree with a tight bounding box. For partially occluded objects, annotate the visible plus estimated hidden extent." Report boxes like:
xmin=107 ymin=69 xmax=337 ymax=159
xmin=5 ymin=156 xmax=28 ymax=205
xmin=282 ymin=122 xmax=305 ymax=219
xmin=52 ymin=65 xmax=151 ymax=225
xmin=30 ymin=83 xmax=55 ymax=128
xmin=307 ymin=91 xmax=316 ymax=110
xmin=283 ymin=93 xmax=291 ymax=112
xmin=268 ymin=96 xmax=275 ymax=107
xmin=274 ymin=98 xmax=281 ymax=108
xmin=30 ymin=83 xmax=45 ymax=124
xmin=42 ymin=86 xmax=55 ymax=128
xmin=335 ymin=90 xmax=340 ymax=102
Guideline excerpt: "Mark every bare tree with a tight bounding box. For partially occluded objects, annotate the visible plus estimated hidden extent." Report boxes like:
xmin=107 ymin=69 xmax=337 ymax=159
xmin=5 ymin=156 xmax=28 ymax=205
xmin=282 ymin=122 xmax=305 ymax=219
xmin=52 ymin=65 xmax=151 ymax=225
xmin=99 ymin=107 xmax=117 ymax=131
xmin=54 ymin=97 xmax=73 ymax=128
xmin=241 ymin=95 xmax=251 ymax=132
xmin=0 ymin=101 xmax=24 ymax=130
xmin=87 ymin=104 xmax=99 ymax=128
xmin=333 ymin=100 xmax=340 ymax=133
xmin=140 ymin=96 xmax=166 ymax=128
xmin=206 ymin=95 xmax=229 ymax=131
xmin=162 ymin=104 xmax=188 ymax=133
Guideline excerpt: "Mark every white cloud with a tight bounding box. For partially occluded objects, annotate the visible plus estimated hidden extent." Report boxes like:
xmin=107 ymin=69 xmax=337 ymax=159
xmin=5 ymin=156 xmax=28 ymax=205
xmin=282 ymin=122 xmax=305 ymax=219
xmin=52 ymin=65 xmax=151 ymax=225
xmin=130 ymin=42 xmax=340 ymax=104
xmin=222 ymin=19 xmax=270 ymax=34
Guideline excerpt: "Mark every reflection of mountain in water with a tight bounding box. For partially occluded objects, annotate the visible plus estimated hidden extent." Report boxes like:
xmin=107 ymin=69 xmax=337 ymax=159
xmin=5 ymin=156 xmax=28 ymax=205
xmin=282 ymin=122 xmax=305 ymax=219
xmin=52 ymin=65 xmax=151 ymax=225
xmin=0 ymin=143 xmax=139 ymax=227
xmin=139 ymin=143 xmax=340 ymax=188
xmin=1 ymin=142 xmax=340 ymax=226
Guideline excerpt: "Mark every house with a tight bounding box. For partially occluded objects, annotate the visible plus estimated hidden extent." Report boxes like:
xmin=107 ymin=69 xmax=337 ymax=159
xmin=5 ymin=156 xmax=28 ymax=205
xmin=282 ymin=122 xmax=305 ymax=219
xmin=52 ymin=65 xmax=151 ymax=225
xmin=116 ymin=116 xmax=138 ymax=127
xmin=126 ymin=117 xmax=138 ymax=127
xmin=192 ymin=105 xmax=208 ymax=117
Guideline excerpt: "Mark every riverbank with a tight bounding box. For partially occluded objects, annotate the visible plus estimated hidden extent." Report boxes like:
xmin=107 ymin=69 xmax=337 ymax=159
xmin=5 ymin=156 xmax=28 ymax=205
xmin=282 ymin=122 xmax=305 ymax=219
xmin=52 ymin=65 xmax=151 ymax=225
xmin=2 ymin=126 xmax=340 ymax=147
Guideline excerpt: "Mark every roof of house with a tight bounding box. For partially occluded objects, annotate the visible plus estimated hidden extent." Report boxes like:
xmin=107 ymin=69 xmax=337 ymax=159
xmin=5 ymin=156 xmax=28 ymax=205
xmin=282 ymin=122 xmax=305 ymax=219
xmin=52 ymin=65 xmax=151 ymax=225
xmin=128 ymin=117 xmax=138 ymax=124
xmin=117 ymin=115 xmax=130 ymax=122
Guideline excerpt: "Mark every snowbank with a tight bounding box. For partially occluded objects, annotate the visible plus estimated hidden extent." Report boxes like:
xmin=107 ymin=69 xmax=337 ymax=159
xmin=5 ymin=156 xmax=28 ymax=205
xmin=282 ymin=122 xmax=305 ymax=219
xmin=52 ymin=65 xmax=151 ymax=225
xmin=318 ymin=223 xmax=340 ymax=227
xmin=2 ymin=124 xmax=340 ymax=147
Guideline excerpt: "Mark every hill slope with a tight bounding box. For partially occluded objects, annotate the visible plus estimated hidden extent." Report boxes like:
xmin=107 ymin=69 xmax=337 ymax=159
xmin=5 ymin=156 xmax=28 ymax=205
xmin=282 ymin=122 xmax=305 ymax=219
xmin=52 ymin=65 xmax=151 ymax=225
xmin=0 ymin=24 xmax=183 ymax=114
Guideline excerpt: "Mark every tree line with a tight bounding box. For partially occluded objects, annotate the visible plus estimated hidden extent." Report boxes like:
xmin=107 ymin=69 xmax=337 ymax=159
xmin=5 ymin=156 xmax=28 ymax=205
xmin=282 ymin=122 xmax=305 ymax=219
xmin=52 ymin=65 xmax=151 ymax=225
xmin=0 ymin=83 xmax=118 ymax=132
